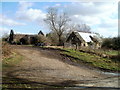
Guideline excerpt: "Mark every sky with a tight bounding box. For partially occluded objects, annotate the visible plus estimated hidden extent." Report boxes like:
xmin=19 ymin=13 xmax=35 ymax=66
xmin=0 ymin=1 xmax=118 ymax=38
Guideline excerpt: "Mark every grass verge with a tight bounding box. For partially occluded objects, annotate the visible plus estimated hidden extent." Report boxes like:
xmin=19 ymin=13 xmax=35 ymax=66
xmin=2 ymin=52 xmax=23 ymax=69
xmin=2 ymin=51 xmax=24 ymax=88
xmin=61 ymin=49 xmax=120 ymax=72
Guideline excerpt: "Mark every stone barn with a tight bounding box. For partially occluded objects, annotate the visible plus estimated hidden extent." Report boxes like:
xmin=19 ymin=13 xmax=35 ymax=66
xmin=8 ymin=30 xmax=45 ymax=45
xmin=65 ymin=31 xmax=102 ymax=49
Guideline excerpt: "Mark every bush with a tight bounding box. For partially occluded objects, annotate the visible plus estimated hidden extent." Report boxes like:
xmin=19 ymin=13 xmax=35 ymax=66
xmin=34 ymin=35 xmax=51 ymax=45
xmin=112 ymin=37 xmax=120 ymax=50
xmin=102 ymin=37 xmax=120 ymax=50
xmin=46 ymin=32 xmax=59 ymax=45
xmin=46 ymin=32 xmax=66 ymax=46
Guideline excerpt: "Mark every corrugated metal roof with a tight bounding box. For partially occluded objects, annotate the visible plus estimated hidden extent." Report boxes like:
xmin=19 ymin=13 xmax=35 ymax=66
xmin=77 ymin=32 xmax=96 ymax=42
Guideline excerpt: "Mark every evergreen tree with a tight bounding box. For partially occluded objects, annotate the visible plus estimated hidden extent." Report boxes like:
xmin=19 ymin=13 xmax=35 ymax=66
xmin=9 ymin=29 xmax=14 ymax=43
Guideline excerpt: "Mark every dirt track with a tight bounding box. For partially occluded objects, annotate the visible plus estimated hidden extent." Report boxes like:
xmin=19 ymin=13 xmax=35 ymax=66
xmin=3 ymin=46 xmax=120 ymax=88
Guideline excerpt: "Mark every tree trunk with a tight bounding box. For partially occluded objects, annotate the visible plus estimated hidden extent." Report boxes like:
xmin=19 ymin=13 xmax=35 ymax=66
xmin=58 ymin=35 xmax=63 ymax=46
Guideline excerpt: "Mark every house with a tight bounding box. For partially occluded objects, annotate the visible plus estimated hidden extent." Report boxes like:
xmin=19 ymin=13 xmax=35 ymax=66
xmin=8 ymin=30 xmax=45 ymax=45
xmin=65 ymin=31 xmax=102 ymax=49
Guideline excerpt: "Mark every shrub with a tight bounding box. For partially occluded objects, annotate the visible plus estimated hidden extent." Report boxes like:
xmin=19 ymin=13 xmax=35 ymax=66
xmin=102 ymin=37 xmax=120 ymax=50
xmin=46 ymin=32 xmax=66 ymax=46
xmin=112 ymin=37 xmax=120 ymax=50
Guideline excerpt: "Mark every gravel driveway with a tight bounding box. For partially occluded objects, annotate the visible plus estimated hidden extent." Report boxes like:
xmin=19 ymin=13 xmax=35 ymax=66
xmin=3 ymin=46 xmax=119 ymax=88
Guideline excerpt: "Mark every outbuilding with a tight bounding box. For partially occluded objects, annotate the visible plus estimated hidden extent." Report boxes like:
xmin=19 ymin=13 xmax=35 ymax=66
xmin=65 ymin=31 xmax=102 ymax=49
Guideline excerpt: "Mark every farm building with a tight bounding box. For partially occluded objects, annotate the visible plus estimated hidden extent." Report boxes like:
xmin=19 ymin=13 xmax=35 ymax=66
xmin=65 ymin=31 xmax=102 ymax=49
xmin=8 ymin=30 xmax=45 ymax=45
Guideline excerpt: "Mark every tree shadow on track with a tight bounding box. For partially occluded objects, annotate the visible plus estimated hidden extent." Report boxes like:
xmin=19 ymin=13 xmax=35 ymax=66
xmin=2 ymin=67 xmax=78 ymax=89
xmin=2 ymin=68 xmax=120 ymax=89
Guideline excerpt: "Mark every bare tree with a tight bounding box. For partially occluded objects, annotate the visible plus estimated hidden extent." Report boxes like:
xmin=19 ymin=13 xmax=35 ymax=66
xmin=68 ymin=23 xmax=91 ymax=34
xmin=44 ymin=7 xmax=70 ymax=45
xmin=76 ymin=24 xmax=91 ymax=33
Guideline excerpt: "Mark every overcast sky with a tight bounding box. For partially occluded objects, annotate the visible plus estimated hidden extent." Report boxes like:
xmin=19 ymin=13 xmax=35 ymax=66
xmin=0 ymin=1 xmax=118 ymax=37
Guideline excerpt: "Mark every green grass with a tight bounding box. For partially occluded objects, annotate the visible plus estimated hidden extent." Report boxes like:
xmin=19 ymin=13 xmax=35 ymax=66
xmin=95 ymin=49 xmax=118 ymax=56
xmin=94 ymin=49 xmax=118 ymax=56
xmin=61 ymin=49 xmax=120 ymax=71
xmin=79 ymin=47 xmax=118 ymax=56
xmin=105 ymin=50 xmax=118 ymax=56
